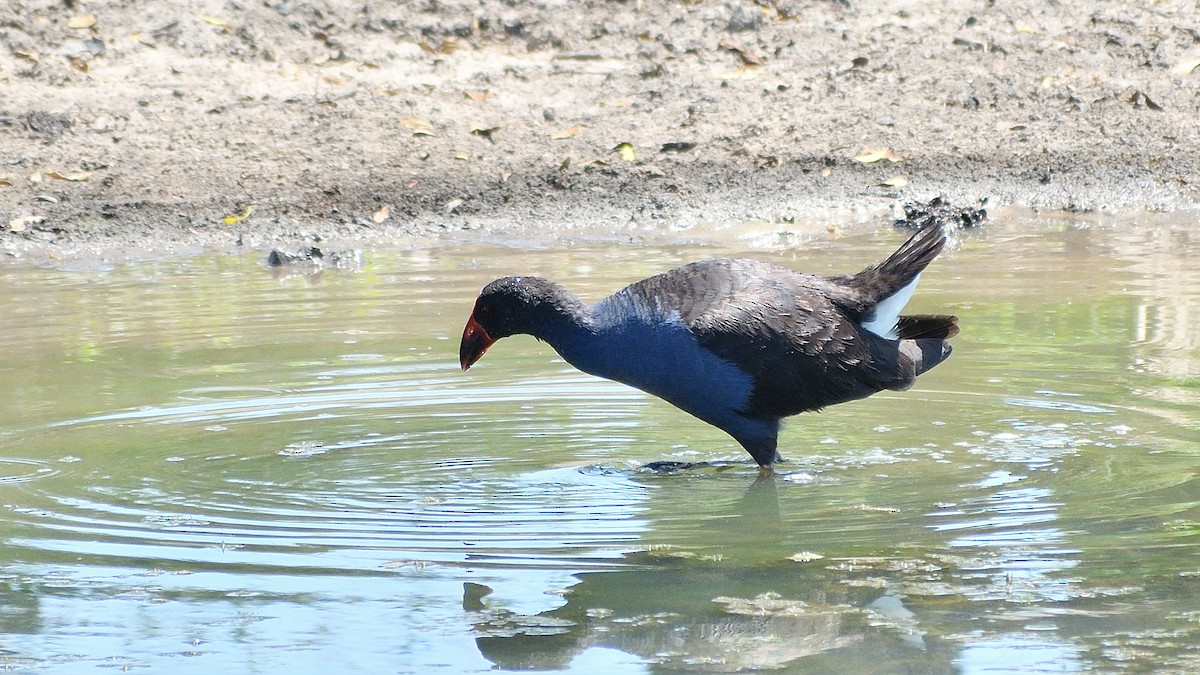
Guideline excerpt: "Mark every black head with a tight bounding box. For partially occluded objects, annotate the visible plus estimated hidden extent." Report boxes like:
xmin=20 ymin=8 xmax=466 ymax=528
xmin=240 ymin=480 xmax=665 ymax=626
xmin=459 ymin=276 xmax=567 ymax=370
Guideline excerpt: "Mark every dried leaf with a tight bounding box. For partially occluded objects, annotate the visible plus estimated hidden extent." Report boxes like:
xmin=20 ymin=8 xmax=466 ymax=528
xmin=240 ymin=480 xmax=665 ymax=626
xmin=454 ymin=152 xmax=469 ymax=161
xmin=1171 ymin=58 xmax=1200 ymax=76
xmin=68 ymin=15 xmax=97 ymax=29
xmin=45 ymin=171 xmax=92 ymax=182
xmin=718 ymin=37 xmax=765 ymax=65
xmin=712 ymin=65 xmax=761 ymax=80
xmin=463 ymin=90 xmax=489 ymax=101
xmin=614 ymin=142 xmax=636 ymax=162
xmin=1124 ymin=90 xmax=1163 ymax=111
xmin=14 ymin=49 xmax=39 ymax=62
xmin=400 ymin=117 xmax=435 ymax=136
xmin=0 ymin=177 xmax=13 ymax=187
xmin=852 ymin=147 xmax=901 ymax=163
xmin=470 ymin=123 xmax=501 ymax=141
xmin=552 ymin=124 xmax=581 ymax=140
xmin=372 ymin=205 xmax=390 ymax=224
xmin=199 ymin=15 xmax=230 ymax=27
xmin=995 ymin=120 xmax=1026 ymax=131
xmin=223 ymin=205 xmax=253 ymax=225
xmin=881 ymin=175 xmax=908 ymax=188
xmin=420 ymin=37 xmax=461 ymax=54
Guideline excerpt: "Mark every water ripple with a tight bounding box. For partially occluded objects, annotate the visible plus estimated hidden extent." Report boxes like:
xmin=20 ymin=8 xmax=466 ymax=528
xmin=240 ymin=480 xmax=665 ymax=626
xmin=6 ymin=465 xmax=648 ymax=573
xmin=0 ymin=457 xmax=59 ymax=484
xmin=52 ymin=373 xmax=642 ymax=429
xmin=3 ymin=369 xmax=651 ymax=576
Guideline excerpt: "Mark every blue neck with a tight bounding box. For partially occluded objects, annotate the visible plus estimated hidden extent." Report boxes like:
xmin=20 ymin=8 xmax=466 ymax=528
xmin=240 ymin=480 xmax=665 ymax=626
xmin=536 ymin=288 xmax=777 ymax=455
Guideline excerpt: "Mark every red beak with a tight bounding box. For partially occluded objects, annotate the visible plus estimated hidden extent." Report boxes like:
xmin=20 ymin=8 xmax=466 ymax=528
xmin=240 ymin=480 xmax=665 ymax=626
xmin=459 ymin=316 xmax=495 ymax=370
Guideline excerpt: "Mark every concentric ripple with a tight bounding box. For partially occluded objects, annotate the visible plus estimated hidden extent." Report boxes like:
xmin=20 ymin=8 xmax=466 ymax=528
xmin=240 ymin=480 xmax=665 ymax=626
xmin=0 ymin=457 xmax=59 ymax=485
xmin=2 ymin=367 xmax=651 ymax=574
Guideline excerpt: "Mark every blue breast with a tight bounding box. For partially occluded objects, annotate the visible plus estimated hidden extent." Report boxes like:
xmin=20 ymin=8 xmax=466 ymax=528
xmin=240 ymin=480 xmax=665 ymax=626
xmin=545 ymin=291 xmax=770 ymax=442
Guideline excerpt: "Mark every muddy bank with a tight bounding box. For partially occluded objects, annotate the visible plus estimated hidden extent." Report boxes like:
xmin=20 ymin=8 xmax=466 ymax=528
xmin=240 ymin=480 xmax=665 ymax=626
xmin=2 ymin=0 xmax=1198 ymax=261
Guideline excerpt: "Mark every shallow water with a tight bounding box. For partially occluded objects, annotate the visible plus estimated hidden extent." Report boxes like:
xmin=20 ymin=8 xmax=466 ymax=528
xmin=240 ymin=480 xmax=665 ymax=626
xmin=0 ymin=211 xmax=1198 ymax=673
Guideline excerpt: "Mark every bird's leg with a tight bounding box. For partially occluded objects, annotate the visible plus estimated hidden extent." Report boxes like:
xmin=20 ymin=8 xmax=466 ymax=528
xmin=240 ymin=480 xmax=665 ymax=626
xmin=740 ymin=437 xmax=781 ymax=471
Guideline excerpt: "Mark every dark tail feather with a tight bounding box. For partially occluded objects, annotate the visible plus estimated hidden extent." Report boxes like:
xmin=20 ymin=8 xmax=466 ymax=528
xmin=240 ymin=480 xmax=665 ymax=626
xmin=897 ymin=314 xmax=959 ymax=340
xmin=837 ymin=225 xmax=946 ymax=305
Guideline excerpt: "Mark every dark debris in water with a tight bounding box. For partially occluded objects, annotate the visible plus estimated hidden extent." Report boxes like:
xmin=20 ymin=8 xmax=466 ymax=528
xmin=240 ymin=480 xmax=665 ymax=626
xmin=639 ymin=460 xmax=714 ymax=473
xmin=636 ymin=460 xmax=751 ymax=475
xmin=894 ymin=197 xmax=988 ymax=230
xmin=266 ymin=246 xmax=361 ymax=270
xmin=266 ymin=246 xmax=323 ymax=267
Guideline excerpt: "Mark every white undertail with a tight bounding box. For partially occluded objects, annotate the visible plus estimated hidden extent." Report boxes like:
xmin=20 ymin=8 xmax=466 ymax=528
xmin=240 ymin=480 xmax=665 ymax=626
xmin=860 ymin=273 xmax=920 ymax=340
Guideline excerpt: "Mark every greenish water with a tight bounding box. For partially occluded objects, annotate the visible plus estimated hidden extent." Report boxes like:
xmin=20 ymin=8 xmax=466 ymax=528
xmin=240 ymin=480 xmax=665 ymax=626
xmin=0 ymin=213 xmax=1198 ymax=673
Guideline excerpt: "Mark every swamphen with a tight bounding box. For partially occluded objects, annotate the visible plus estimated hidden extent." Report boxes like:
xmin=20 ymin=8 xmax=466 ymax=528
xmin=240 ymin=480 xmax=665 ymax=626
xmin=460 ymin=226 xmax=957 ymax=471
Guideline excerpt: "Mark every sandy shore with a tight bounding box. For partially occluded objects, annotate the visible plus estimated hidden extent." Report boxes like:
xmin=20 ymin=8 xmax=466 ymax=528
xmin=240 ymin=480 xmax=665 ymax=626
xmin=2 ymin=0 xmax=1198 ymax=261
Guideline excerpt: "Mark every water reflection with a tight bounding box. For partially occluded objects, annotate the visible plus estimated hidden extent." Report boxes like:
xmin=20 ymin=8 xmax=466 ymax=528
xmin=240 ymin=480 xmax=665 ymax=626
xmin=932 ymin=483 xmax=1079 ymax=604
xmin=954 ymin=635 xmax=1083 ymax=674
xmin=468 ymin=475 xmax=898 ymax=673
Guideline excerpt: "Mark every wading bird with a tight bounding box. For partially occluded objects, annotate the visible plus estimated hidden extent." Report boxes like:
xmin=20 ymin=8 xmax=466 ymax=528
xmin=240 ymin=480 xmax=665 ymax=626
xmin=460 ymin=226 xmax=957 ymax=472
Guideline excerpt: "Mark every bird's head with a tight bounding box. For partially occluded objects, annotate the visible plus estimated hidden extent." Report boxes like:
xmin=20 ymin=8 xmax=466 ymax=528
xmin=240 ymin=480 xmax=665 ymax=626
xmin=460 ymin=276 xmax=563 ymax=370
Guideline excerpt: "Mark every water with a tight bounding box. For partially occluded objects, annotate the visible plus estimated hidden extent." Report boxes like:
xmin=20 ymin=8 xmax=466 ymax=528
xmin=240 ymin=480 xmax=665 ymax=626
xmin=0 ymin=211 xmax=1198 ymax=673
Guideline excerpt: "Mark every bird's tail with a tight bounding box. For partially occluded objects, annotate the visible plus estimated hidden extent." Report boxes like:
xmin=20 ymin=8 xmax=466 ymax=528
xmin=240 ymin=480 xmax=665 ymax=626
xmin=896 ymin=314 xmax=959 ymax=340
xmin=848 ymin=226 xmax=947 ymax=339
xmin=878 ymin=225 xmax=947 ymax=283
xmin=851 ymin=226 xmax=946 ymax=303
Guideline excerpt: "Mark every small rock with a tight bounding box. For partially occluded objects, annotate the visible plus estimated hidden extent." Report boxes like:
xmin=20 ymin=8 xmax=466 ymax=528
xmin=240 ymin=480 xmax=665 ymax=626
xmin=727 ymin=5 xmax=763 ymax=32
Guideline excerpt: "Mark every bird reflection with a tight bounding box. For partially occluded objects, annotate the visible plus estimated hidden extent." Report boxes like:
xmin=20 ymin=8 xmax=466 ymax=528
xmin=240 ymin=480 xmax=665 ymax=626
xmin=464 ymin=472 xmax=945 ymax=671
